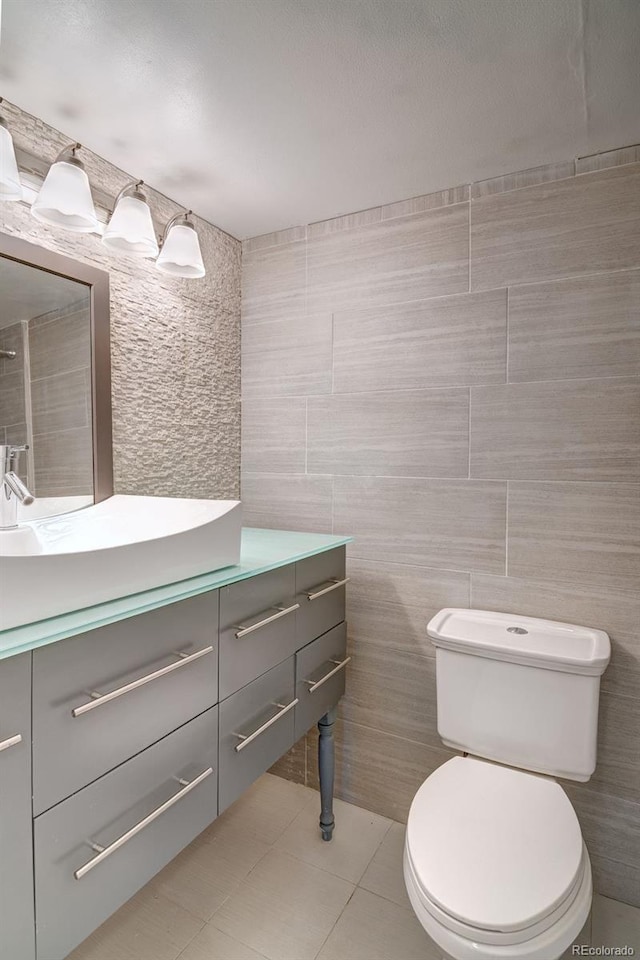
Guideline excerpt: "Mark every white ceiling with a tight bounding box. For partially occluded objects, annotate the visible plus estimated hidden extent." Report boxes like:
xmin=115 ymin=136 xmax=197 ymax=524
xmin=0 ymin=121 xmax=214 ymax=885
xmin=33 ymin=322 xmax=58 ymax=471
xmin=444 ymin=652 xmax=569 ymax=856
xmin=0 ymin=0 xmax=639 ymax=239
xmin=0 ymin=258 xmax=88 ymax=327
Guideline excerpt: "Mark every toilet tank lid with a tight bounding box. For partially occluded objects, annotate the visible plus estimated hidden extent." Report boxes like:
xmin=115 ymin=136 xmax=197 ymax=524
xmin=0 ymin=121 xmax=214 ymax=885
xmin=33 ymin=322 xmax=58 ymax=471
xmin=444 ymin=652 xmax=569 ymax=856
xmin=427 ymin=608 xmax=610 ymax=676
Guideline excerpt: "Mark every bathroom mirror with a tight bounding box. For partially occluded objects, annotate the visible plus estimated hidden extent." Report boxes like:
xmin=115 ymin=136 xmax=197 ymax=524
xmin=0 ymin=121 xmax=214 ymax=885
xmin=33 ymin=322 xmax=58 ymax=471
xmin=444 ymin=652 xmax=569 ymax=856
xmin=0 ymin=233 xmax=112 ymax=521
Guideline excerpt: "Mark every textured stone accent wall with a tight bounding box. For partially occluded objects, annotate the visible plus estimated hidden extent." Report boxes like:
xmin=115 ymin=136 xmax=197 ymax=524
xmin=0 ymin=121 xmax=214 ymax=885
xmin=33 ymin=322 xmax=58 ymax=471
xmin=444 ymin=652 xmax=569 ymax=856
xmin=1 ymin=100 xmax=241 ymax=500
xmin=242 ymin=149 xmax=640 ymax=906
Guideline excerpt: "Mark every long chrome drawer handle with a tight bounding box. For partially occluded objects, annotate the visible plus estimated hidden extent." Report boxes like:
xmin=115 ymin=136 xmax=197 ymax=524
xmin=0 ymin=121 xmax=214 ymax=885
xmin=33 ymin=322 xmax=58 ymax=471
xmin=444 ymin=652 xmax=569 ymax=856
xmin=234 ymin=698 xmax=299 ymax=753
xmin=72 ymin=646 xmax=214 ymax=718
xmin=303 ymin=657 xmax=351 ymax=694
xmin=0 ymin=733 xmax=22 ymax=753
xmin=234 ymin=603 xmax=299 ymax=639
xmin=74 ymin=766 xmax=213 ymax=880
xmin=305 ymin=578 xmax=350 ymax=601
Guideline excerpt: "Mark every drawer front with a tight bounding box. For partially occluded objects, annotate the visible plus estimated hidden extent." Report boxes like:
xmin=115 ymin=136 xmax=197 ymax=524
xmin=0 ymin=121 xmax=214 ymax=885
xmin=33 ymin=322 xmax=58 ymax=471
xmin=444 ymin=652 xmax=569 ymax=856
xmin=295 ymin=623 xmax=348 ymax=739
xmin=34 ymin=707 xmax=218 ymax=960
xmin=295 ymin=548 xmax=346 ymax=648
xmin=219 ymin=565 xmax=297 ymax=699
xmin=33 ymin=591 xmax=218 ymax=815
xmin=0 ymin=653 xmax=35 ymax=960
xmin=219 ymin=657 xmax=295 ymax=812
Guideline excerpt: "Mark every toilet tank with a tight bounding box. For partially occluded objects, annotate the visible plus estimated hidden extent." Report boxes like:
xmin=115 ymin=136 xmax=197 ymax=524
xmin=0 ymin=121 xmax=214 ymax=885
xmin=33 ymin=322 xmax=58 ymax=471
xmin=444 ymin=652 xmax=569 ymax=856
xmin=428 ymin=609 xmax=611 ymax=782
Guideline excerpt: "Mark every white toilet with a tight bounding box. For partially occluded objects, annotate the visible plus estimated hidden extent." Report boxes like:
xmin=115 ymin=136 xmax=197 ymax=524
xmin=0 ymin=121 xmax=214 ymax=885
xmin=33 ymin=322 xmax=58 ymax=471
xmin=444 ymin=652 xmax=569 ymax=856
xmin=404 ymin=608 xmax=611 ymax=960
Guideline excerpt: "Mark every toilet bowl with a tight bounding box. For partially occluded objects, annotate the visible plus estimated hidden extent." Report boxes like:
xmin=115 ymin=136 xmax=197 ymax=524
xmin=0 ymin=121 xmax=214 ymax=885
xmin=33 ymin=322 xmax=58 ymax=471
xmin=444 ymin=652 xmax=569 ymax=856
xmin=404 ymin=756 xmax=592 ymax=959
xmin=403 ymin=608 xmax=610 ymax=960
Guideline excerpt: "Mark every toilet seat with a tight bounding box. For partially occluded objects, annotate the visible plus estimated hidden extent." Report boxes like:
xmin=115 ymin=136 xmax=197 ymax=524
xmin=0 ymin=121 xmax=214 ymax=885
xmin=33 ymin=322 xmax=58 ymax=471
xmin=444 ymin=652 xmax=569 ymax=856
xmin=405 ymin=756 xmax=588 ymax=950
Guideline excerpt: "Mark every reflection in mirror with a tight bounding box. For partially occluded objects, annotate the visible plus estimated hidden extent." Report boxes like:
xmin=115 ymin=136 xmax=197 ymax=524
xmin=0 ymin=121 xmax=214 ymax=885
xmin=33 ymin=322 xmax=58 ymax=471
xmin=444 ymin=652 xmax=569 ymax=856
xmin=0 ymin=256 xmax=93 ymax=520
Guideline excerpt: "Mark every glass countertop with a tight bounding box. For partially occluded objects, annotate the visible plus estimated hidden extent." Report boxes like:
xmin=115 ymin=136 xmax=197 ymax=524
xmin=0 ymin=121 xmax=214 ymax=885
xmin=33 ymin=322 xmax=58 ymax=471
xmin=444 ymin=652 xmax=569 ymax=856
xmin=0 ymin=528 xmax=351 ymax=660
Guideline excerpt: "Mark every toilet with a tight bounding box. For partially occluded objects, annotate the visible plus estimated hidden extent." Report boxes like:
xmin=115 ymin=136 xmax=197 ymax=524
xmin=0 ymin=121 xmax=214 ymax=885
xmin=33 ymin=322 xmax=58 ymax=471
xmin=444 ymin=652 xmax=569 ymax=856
xmin=404 ymin=608 xmax=611 ymax=960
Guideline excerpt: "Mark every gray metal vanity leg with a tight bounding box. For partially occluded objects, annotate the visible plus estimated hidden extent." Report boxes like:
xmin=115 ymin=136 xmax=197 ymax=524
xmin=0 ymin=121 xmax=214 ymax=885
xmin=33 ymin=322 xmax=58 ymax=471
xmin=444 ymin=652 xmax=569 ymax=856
xmin=318 ymin=706 xmax=338 ymax=841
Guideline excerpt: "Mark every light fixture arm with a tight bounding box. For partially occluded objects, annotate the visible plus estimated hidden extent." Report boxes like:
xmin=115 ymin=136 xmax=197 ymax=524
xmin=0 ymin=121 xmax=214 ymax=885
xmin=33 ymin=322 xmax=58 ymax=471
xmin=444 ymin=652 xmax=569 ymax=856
xmin=53 ymin=142 xmax=84 ymax=165
xmin=113 ymin=179 xmax=145 ymax=207
xmin=159 ymin=209 xmax=194 ymax=248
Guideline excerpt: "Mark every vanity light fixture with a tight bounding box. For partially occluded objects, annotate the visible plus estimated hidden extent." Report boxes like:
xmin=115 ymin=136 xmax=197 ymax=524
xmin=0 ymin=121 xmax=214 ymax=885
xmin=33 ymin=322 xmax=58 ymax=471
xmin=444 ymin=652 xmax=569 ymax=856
xmin=156 ymin=210 xmax=206 ymax=278
xmin=0 ymin=99 xmax=23 ymax=200
xmin=31 ymin=142 xmax=99 ymax=232
xmin=102 ymin=180 xmax=159 ymax=258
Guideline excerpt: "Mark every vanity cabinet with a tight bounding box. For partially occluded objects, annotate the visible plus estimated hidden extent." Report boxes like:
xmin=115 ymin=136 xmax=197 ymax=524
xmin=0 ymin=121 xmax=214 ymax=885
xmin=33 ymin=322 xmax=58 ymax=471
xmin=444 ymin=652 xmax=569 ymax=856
xmin=34 ymin=708 xmax=218 ymax=960
xmin=219 ymin=656 xmax=296 ymax=812
xmin=0 ymin=542 xmax=347 ymax=960
xmin=0 ymin=653 xmax=35 ymax=960
xmin=219 ymin=564 xmax=297 ymax=699
xmin=32 ymin=592 xmax=219 ymax=815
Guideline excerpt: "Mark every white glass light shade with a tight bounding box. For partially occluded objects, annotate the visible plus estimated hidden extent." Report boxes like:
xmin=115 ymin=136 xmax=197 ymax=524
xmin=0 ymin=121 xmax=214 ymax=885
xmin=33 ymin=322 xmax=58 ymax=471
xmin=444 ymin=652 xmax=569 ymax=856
xmin=0 ymin=123 xmax=22 ymax=200
xmin=156 ymin=223 xmax=205 ymax=278
xmin=31 ymin=160 xmax=98 ymax=232
xmin=102 ymin=194 xmax=159 ymax=258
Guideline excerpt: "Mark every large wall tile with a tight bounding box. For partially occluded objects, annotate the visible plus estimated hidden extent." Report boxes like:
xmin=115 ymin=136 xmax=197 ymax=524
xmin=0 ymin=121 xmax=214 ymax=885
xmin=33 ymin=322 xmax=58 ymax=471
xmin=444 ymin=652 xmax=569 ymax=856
xmin=341 ymin=640 xmax=440 ymax=749
xmin=333 ymin=289 xmax=507 ymax=394
xmin=241 ymin=473 xmax=333 ymax=533
xmin=334 ymin=476 xmax=506 ymax=573
xmin=306 ymin=719 xmax=453 ymax=823
xmin=0 ymin=369 xmax=25 ymax=427
xmin=242 ymin=239 xmax=306 ymax=324
xmin=242 ymin=397 xmax=306 ymax=474
xmin=470 ymin=574 xmax=640 ymax=702
xmin=508 ymin=270 xmax=640 ymax=382
xmin=470 ymin=160 xmax=575 ymax=199
xmin=590 ymin=855 xmax=640 ymax=909
xmin=242 ymin=314 xmax=332 ymax=398
xmin=565 ymin=784 xmax=640 ymax=881
xmin=307 ymin=388 xmax=469 ymax=478
xmin=507 ymin=482 xmax=640 ymax=588
xmin=33 ymin=426 xmax=93 ymax=496
xmin=31 ymin=369 xmax=90 ymax=436
xmin=347 ymin=558 xmax=469 ymax=659
xmin=592 ymin=692 xmax=640 ymax=803
xmin=471 ymin=163 xmax=640 ymax=290
xmin=575 ymin=145 xmax=640 ymax=175
xmin=28 ymin=305 xmax=90 ymax=381
xmin=470 ymin=379 xmax=640 ymax=481
xmin=307 ymin=203 xmax=469 ymax=314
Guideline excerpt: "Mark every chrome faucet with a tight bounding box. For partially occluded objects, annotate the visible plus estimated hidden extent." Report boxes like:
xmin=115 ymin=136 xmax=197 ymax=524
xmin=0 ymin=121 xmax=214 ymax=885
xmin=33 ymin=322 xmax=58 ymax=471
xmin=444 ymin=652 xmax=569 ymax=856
xmin=1 ymin=445 xmax=34 ymax=530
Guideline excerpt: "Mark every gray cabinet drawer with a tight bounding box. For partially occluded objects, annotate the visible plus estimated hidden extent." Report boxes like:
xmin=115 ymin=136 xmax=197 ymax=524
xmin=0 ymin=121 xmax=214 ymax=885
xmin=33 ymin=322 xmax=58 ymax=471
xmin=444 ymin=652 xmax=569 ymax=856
xmin=219 ymin=657 xmax=295 ymax=812
xmin=219 ymin=565 xmax=297 ymax=699
xmin=34 ymin=707 xmax=218 ymax=960
xmin=32 ymin=591 xmax=218 ymax=815
xmin=0 ymin=653 xmax=35 ymax=960
xmin=295 ymin=623 xmax=348 ymax=739
xmin=295 ymin=548 xmax=346 ymax=647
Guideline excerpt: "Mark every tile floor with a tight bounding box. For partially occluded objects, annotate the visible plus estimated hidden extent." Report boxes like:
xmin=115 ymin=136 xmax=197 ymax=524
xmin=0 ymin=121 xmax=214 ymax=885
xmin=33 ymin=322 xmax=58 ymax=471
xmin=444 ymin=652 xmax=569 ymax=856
xmin=69 ymin=774 xmax=640 ymax=960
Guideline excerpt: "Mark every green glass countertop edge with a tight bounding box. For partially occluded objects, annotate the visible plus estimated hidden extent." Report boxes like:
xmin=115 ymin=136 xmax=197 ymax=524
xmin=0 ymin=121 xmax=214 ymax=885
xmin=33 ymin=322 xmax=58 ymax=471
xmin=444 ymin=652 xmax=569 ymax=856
xmin=0 ymin=528 xmax=352 ymax=660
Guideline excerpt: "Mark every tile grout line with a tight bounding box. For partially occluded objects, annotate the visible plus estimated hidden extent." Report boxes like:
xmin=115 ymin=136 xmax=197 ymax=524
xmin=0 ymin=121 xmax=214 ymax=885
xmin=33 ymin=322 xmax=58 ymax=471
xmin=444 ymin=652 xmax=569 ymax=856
xmin=505 ymin=480 xmax=510 ymax=577
xmin=467 ymin=385 xmax=471 ymax=480
xmin=245 ymin=374 xmax=640 ymax=403
xmin=467 ymin=195 xmax=471 ymax=293
xmin=505 ymin=286 xmax=510 ymax=383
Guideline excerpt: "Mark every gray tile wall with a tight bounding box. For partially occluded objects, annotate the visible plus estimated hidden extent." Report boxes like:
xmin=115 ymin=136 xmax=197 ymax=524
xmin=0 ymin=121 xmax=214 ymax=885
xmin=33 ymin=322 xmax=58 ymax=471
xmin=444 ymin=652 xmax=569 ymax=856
xmin=27 ymin=300 xmax=93 ymax=497
xmin=2 ymin=101 xmax=241 ymax=500
xmin=242 ymin=151 xmax=640 ymax=906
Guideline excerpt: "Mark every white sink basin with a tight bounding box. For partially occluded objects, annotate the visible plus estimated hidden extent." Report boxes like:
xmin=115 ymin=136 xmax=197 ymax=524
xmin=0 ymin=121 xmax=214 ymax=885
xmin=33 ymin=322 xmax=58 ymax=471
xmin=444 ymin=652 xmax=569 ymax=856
xmin=0 ymin=495 xmax=242 ymax=631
